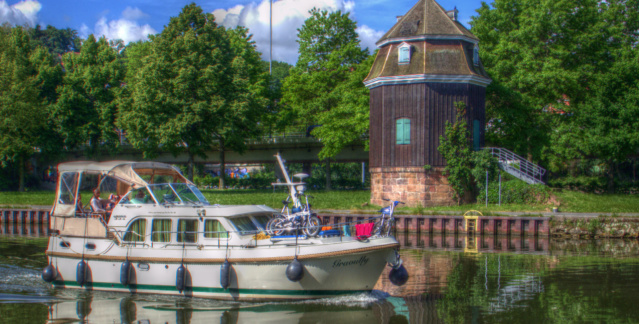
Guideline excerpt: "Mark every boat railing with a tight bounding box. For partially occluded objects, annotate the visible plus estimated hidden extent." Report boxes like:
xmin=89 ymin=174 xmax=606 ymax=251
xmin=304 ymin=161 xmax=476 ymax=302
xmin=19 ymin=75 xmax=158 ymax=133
xmin=110 ymin=214 xmax=391 ymax=249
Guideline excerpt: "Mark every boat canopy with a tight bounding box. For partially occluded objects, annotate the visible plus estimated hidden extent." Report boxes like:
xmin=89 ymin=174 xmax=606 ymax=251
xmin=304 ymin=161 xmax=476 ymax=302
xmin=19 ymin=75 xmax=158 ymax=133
xmin=52 ymin=161 xmax=190 ymax=219
xmin=57 ymin=161 xmax=189 ymax=188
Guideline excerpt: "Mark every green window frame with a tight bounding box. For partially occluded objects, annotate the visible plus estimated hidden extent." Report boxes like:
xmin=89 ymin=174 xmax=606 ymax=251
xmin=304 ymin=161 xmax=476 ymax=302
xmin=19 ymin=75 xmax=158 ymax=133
xmin=151 ymin=219 xmax=172 ymax=242
xmin=124 ymin=219 xmax=146 ymax=242
xmin=396 ymin=118 xmax=411 ymax=145
xmin=204 ymin=219 xmax=228 ymax=239
xmin=177 ymin=219 xmax=198 ymax=243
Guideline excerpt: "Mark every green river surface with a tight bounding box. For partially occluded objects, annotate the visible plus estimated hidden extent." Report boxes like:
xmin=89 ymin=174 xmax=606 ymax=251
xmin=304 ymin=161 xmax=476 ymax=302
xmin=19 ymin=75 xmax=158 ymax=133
xmin=1 ymin=223 xmax=639 ymax=323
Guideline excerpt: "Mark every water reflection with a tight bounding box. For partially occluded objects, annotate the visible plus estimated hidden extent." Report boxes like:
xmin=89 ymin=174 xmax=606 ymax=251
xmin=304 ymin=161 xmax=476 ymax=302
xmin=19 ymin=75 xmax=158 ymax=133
xmin=0 ymin=222 xmax=49 ymax=237
xmin=43 ymin=292 xmax=414 ymax=324
xmin=3 ymin=231 xmax=639 ymax=323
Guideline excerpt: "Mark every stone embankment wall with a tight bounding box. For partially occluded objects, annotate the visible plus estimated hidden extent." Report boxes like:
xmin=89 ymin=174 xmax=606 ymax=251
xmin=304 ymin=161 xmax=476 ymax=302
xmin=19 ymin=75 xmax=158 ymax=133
xmin=551 ymin=217 xmax=639 ymax=239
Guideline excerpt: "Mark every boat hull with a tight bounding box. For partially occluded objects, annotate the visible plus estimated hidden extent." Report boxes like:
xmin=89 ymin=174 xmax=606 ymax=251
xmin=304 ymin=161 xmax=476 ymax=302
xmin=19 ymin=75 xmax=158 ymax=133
xmin=47 ymin=237 xmax=398 ymax=300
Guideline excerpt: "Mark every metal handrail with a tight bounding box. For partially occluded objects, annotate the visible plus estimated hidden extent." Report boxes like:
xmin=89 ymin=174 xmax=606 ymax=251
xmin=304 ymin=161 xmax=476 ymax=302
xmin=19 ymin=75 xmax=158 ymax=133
xmin=484 ymin=147 xmax=546 ymax=184
xmin=108 ymin=215 xmax=390 ymax=248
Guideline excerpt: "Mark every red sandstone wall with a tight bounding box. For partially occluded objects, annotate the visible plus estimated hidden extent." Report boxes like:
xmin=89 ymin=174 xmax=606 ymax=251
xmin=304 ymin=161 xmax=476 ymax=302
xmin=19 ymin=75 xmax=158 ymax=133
xmin=370 ymin=167 xmax=455 ymax=207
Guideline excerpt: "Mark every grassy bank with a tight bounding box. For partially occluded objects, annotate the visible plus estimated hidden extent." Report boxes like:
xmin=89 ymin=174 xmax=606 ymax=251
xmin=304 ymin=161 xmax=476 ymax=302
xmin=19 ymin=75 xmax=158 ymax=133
xmin=0 ymin=188 xmax=637 ymax=214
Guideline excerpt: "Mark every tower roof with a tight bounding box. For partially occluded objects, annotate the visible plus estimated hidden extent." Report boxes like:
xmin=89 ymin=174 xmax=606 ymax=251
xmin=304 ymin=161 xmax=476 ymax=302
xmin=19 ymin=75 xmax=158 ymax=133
xmin=377 ymin=0 xmax=477 ymax=46
xmin=364 ymin=0 xmax=491 ymax=89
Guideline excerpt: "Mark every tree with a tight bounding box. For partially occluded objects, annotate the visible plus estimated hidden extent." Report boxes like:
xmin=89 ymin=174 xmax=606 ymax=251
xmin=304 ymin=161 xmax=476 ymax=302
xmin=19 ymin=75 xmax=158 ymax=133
xmin=0 ymin=26 xmax=62 ymax=191
xmin=119 ymin=4 xmax=267 ymax=184
xmin=29 ymin=25 xmax=81 ymax=58
xmin=261 ymin=60 xmax=293 ymax=136
xmin=438 ymin=102 xmax=474 ymax=204
xmin=52 ymin=35 xmax=124 ymax=156
xmin=282 ymin=8 xmax=369 ymax=160
xmin=216 ymin=26 xmax=269 ymax=188
xmin=471 ymin=0 xmax=639 ymax=190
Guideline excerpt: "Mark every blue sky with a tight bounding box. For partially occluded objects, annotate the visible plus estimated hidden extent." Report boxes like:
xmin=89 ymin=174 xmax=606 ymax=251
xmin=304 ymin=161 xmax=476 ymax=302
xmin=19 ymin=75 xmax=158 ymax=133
xmin=1 ymin=0 xmax=487 ymax=64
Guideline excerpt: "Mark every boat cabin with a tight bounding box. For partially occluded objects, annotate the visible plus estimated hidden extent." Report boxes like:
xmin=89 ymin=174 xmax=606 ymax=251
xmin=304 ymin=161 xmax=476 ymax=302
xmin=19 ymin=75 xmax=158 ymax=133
xmin=50 ymin=161 xmax=274 ymax=242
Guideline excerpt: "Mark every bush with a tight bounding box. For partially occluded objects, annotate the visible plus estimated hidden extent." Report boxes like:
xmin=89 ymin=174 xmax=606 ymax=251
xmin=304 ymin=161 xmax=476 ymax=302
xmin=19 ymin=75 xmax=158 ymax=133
xmin=477 ymin=180 xmax=551 ymax=204
xmin=549 ymin=176 xmax=639 ymax=194
xmin=194 ymin=169 xmax=276 ymax=189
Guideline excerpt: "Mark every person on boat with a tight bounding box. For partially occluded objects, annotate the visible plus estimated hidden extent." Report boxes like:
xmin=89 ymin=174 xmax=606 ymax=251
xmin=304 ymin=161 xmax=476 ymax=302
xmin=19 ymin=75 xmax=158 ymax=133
xmin=90 ymin=188 xmax=111 ymax=213
xmin=130 ymin=189 xmax=148 ymax=204
xmin=75 ymin=193 xmax=85 ymax=215
xmin=107 ymin=194 xmax=120 ymax=209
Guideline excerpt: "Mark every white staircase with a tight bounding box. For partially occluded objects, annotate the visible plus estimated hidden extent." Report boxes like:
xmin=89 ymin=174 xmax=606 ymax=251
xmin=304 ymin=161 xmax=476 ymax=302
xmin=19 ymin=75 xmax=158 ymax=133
xmin=484 ymin=147 xmax=546 ymax=185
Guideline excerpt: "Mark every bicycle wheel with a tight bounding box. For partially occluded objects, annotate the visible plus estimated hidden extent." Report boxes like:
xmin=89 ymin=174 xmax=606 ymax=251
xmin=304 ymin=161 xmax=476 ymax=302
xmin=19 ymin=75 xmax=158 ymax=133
xmin=268 ymin=218 xmax=286 ymax=236
xmin=304 ymin=216 xmax=321 ymax=237
xmin=372 ymin=217 xmax=384 ymax=236
xmin=382 ymin=218 xmax=395 ymax=235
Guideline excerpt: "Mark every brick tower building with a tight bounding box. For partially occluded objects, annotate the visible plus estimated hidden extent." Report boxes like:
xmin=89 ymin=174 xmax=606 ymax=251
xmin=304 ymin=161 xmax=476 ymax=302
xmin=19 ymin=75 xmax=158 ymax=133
xmin=364 ymin=0 xmax=491 ymax=206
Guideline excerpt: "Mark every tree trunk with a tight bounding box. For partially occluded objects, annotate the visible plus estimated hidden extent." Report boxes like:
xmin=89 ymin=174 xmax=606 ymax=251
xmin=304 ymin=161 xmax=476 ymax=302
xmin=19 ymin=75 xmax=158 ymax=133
xmin=302 ymin=162 xmax=312 ymax=176
xmin=219 ymin=143 xmax=226 ymax=190
xmin=325 ymin=160 xmax=331 ymax=191
xmin=187 ymin=152 xmax=194 ymax=182
xmin=18 ymin=155 xmax=25 ymax=192
xmin=607 ymin=160 xmax=615 ymax=193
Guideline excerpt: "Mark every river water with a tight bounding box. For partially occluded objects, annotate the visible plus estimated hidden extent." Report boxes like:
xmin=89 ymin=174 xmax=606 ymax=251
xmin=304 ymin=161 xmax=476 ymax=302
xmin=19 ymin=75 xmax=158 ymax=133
xmin=2 ymin=223 xmax=639 ymax=323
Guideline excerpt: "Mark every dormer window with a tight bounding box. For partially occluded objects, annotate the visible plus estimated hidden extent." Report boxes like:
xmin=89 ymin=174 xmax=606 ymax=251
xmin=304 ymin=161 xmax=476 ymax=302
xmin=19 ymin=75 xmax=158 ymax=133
xmin=398 ymin=43 xmax=411 ymax=64
xmin=473 ymin=45 xmax=480 ymax=66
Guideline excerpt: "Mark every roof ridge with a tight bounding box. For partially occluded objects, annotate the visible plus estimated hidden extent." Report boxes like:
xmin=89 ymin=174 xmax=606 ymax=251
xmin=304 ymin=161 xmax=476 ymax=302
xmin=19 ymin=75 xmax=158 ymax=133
xmin=427 ymin=0 xmax=465 ymax=36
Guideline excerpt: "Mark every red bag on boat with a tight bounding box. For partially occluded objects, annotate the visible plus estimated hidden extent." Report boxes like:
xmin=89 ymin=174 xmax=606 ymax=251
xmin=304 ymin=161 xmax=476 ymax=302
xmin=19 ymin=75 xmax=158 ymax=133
xmin=355 ymin=222 xmax=374 ymax=237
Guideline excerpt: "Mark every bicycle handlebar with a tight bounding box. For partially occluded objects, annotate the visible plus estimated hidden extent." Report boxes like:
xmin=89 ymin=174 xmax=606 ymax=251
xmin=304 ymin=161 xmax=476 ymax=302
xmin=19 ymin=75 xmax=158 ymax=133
xmin=382 ymin=198 xmax=405 ymax=204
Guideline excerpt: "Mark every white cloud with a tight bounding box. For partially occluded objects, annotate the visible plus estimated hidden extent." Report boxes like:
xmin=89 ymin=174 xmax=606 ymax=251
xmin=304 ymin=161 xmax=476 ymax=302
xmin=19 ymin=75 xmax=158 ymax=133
xmin=0 ymin=0 xmax=41 ymax=26
xmin=122 ymin=7 xmax=149 ymax=21
xmin=212 ymin=0 xmax=383 ymax=65
xmin=357 ymin=25 xmax=385 ymax=52
xmin=89 ymin=7 xmax=157 ymax=44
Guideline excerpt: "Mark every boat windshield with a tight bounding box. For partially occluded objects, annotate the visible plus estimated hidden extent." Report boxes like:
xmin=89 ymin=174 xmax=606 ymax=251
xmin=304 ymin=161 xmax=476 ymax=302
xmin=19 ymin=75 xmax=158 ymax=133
xmin=148 ymin=183 xmax=209 ymax=205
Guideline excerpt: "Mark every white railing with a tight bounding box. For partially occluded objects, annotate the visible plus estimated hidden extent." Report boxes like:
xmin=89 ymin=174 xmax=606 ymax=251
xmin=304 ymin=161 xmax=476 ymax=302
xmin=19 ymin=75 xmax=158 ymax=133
xmin=484 ymin=147 xmax=546 ymax=185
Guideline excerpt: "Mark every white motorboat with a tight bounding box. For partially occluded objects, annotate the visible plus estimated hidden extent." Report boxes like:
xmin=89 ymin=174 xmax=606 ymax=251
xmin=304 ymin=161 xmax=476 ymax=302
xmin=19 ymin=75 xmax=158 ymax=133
xmin=42 ymin=157 xmax=407 ymax=300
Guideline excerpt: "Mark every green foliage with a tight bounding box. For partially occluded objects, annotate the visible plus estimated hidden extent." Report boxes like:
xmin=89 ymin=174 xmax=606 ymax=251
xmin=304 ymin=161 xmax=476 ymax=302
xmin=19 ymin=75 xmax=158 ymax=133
xmin=438 ymin=102 xmax=473 ymax=203
xmin=262 ymin=60 xmax=293 ymax=135
xmin=472 ymin=0 xmax=639 ymax=190
xmin=29 ymin=25 xmax=81 ymax=58
xmin=0 ymin=26 xmax=62 ymax=191
xmin=477 ymin=180 xmax=551 ymax=204
xmin=282 ymin=8 xmax=370 ymax=159
xmin=53 ymin=34 xmax=123 ymax=155
xmin=471 ymin=149 xmax=500 ymax=191
xmin=118 ymin=4 xmax=267 ymax=182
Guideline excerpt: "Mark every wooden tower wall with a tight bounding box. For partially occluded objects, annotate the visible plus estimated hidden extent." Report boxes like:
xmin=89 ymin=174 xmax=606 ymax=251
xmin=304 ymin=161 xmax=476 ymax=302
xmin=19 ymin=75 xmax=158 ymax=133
xmin=369 ymin=83 xmax=486 ymax=168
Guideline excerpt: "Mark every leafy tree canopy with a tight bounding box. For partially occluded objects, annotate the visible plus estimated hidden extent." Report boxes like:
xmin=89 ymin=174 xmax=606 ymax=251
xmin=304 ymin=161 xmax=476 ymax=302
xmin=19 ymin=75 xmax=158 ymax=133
xmin=118 ymin=4 xmax=267 ymax=182
xmin=471 ymin=0 xmax=639 ymax=191
xmin=0 ymin=26 xmax=62 ymax=190
xmin=53 ymin=35 xmax=124 ymax=156
xmin=29 ymin=25 xmax=81 ymax=58
xmin=282 ymin=8 xmax=369 ymax=159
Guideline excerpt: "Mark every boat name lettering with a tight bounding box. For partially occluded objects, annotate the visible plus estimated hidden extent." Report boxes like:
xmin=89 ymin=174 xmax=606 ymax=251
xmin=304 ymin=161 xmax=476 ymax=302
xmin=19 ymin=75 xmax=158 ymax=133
xmin=332 ymin=256 xmax=369 ymax=268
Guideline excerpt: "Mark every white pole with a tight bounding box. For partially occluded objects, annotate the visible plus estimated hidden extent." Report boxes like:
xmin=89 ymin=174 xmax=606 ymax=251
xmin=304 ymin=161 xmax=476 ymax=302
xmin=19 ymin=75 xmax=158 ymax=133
xmin=485 ymin=171 xmax=488 ymax=207
xmin=269 ymin=0 xmax=272 ymax=75
xmin=498 ymin=171 xmax=502 ymax=206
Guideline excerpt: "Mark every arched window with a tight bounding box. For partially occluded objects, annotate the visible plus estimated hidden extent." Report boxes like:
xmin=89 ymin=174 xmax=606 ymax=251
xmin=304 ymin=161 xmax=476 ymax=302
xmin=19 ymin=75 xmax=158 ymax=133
xmin=396 ymin=118 xmax=411 ymax=145
xmin=124 ymin=219 xmax=146 ymax=242
xmin=398 ymin=43 xmax=411 ymax=64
